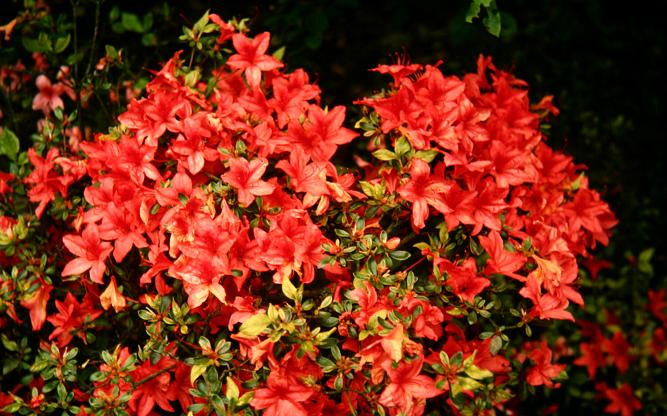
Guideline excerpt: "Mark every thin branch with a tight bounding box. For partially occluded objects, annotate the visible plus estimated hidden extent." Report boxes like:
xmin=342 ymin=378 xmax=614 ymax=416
xmin=132 ymin=363 xmax=177 ymax=387
xmin=85 ymin=0 xmax=104 ymax=79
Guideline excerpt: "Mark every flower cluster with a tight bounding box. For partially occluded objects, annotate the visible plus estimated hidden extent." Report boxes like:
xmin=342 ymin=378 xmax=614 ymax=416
xmin=2 ymin=9 xmax=658 ymax=416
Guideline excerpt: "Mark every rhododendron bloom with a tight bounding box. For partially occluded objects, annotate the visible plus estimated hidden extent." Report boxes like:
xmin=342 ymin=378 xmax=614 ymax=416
xmin=47 ymin=292 xmax=102 ymax=347
xmin=285 ymin=105 xmax=357 ymax=162
xmin=99 ymin=276 xmax=127 ymax=312
xmin=599 ymin=384 xmax=642 ymax=416
xmin=227 ymin=32 xmax=283 ymax=88
xmin=24 ymin=148 xmax=74 ymax=219
xmin=62 ymin=224 xmax=113 ymax=284
xmin=19 ymin=280 xmax=52 ymax=331
xmin=378 ymin=357 xmax=442 ymax=413
xmin=250 ymin=370 xmax=313 ymax=416
xmin=525 ymin=342 xmax=566 ymax=387
xmin=398 ymin=158 xmax=451 ymax=229
xmin=222 ymin=157 xmax=276 ymax=207
xmin=602 ymin=332 xmax=631 ymax=373
xmin=31 ymin=74 xmax=75 ymax=114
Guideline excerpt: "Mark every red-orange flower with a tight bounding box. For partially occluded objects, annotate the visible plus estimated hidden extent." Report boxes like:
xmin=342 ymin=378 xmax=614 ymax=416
xmin=378 ymin=357 xmax=442 ymax=414
xmin=222 ymin=157 xmax=276 ymax=207
xmin=62 ymin=223 xmax=113 ymax=284
xmin=31 ymin=74 xmax=75 ymax=114
xmin=250 ymin=369 xmax=314 ymax=416
xmin=227 ymin=32 xmax=283 ymax=88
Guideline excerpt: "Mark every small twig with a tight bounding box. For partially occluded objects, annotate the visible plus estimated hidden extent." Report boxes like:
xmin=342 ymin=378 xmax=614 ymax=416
xmin=70 ymin=0 xmax=83 ymax=134
xmin=84 ymin=0 xmax=104 ymax=79
xmin=188 ymin=47 xmax=196 ymax=70
xmin=70 ymin=0 xmax=79 ymax=82
xmin=132 ymin=363 xmax=177 ymax=387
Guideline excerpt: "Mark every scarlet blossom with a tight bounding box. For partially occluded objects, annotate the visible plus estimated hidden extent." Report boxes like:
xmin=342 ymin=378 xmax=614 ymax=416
xmin=438 ymin=258 xmax=490 ymax=304
xmin=285 ymin=105 xmax=358 ymax=163
xmin=647 ymin=288 xmax=667 ymax=324
xmin=227 ymin=32 xmax=283 ymax=88
xmin=525 ymin=342 xmax=566 ymax=387
xmin=598 ymin=383 xmax=642 ymax=416
xmin=62 ymin=223 xmax=113 ymax=284
xmin=378 ymin=357 xmax=442 ymax=414
xmin=478 ymin=230 xmax=526 ymax=280
xmin=222 ymin=157 xmax=276 ymax=207
xmin=128 ymin=355 xmax=179 ymax=416
xmin=19 ymin=279 xmax=52 ymax=331
xmin=24 ymin=148 xmax=74 ymax=219
xmin=250 ymin=369 xmax=314 ymax=416
xmin=47 ymin=292 xmax=102 ymax=347
xmin=398 ymin=158 xmax=451 ymax=229
xmin=574 ymin=341 xmax=606 ymax=378
xmin=519 ymin=275 xmax=574 ymax=321
xmin=372 ymin=62 xmax=422 ymax=86
xmin=0 ymin=172 xmax=14 ymax=195
xmin=602 ymin=332 xmax=631 ymax=374
xmin=208 ymin=13 xmax=235 ymax=44
xmin=31 ymin=74 xmax=75 ymax=114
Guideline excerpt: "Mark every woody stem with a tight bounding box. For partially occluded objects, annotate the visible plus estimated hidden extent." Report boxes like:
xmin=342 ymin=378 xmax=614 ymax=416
xmin=131 ymin=363 xmax=177 ymax=387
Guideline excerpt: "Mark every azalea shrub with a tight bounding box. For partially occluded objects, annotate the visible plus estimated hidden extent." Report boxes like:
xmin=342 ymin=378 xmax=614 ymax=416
xmin=0 ymin=4 xmax=665 ymax=416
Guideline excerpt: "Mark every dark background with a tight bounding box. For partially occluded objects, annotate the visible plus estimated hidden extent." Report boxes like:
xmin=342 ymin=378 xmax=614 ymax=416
xmin=3 ymin=0 xmax=664 ymax=275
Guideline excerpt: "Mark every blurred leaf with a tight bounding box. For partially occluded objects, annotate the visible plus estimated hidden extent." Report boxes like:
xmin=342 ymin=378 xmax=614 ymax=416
xmin=465 ymin=0 xmax=501 ymax=37
xmin=0 ymin=128 xmax=20 ymax=160
xmin=54 ymin=34 xmax=71 ymax=53
xmin=22 ymin=37 xmax=49 ymax=53
xmin=121 ymin=13 xmax=144 ymax=33
xmin=638 ymin=248 xmax=654 ymax=276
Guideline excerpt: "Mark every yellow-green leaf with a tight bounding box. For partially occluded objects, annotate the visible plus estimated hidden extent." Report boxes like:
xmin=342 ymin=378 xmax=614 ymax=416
xmin=464 ymin=364 xmax=493 ymax=380
xmin=190 ymin=363 xmax=209 ymax=385
xmin=239 ymin=313 xmax=273 ymax=337
xmin=225 ymin=376 xmax=239 ymax=400
xmin=281 ymin=277 xmax=300 ymax=302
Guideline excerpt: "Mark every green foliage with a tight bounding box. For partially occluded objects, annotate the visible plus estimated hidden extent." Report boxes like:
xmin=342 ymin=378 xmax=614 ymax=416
xmin=466 ymin=0 xmax=501 ymax=36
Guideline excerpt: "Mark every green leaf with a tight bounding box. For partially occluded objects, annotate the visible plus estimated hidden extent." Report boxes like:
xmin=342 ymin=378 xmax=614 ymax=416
xmin=414 ymin=149 xmax=439 ymax=163
xmin=464 ymin=364 xmax=493 ymax=380
xmin=465 ymin=0 xmax=501 ymax=37
xmin=272 ymin=46 xmax=286 ymax=61
xmin=466 ymin=0 xmax=491 ymax=22
xmin=193 ymin=11 xmax=210 ymax=34
xmin=121 ymin=13 xmax=145 ymax=33
xmin=281 ymin=277 xmax=300 ymax=302
xmin=489 ymin=335 xmax=502 ymax=355
xmin=190 ymin=363 xmax=209 ymax=385
xmin=0 ymin=128 xmax=20 ymax=160
xmin=142 ymin=13 xmax=154 ymax=32
xmin=225 ymin=376 xmax=239 ymax=401
xmin=372 ymin=149 xmax=397 ymax=161
xmin=54 ymin=34 xmax=71 ymax=53
xmin=105 ymin=45 xmax=118 ymax=58
xmin=109 ymin=6 xmax=120 ymax=22
xmin=22 ymin=36 xmax=50 ymax=53
xmin=239 ymin=314 xmax=273 ymax=337
xmin=389 ymin=250 xmax=411 ymax=261
xmin=638 ymin=248 xmax=654 ymax=275
xmin=394 ymin=136 xmax=411 ymax=156
xmin=483 ymin=7 xmax=502 ymax=37
xmin=3 ymin=359 xmax=19 ymax=375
